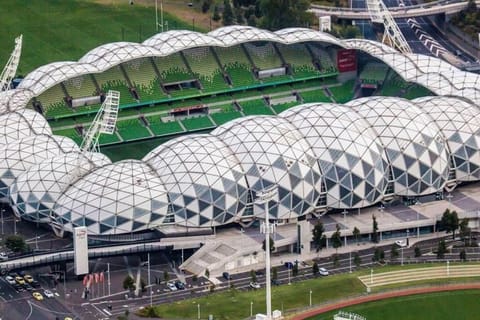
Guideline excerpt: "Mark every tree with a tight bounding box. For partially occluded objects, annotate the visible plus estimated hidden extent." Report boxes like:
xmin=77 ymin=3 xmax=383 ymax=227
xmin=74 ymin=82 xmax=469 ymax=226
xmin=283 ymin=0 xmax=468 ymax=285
xmin=163 ymin=270 xmax=169 ymax=283
xmin=123 ymin=275 xmax=135 ymax=291
xmin=4 ymin=235 xmax=27 ymax=253
xmin=258 ymin=0 xmax=314 ymax=31
xmin=373 ymin=248 xmax=384 ymax=262
xmin=262 ymin=236 xmax=275 ymax=252
xmin=312 ymin=221 xmax=325 ymax=252
xmin=331 ymin=224 xmax=342 ymax=253
xmin=352 ymin=226 xmax=360 ymax=244
xmin=292 ymin=261 xmax=299 ymax=277
xmin=460 ymin=249 xmax=467 ymax=261
xmin=459 ymin=219 xmax=471 ymax=246
xmin=250 ymin=269 xmax=257 ymax=283
xmin=414 ymin=246 xmax=422 ymax=258
xmin=222 ymin=0 xmax=235 ymax=26
xmin=202 ymin=0 xmax=212 ymax=13
xmin=354 ymin=252 xmax=361 ymax=267
xmin=437 ymin=240 xmax=447 ymax=259
xmin=390 ymin=244 xmax=399 ymax=260
xmin=312 ymin=262 xmax=319 ymax=275
xmin=212 ymin=5 xmax=221 ymax=21
xmin=440 ymin=209 xmax=459 ymax=239
xmin=333 ymin=254 xmax=340 ymax=268
xmin=371 ymin=215 xmax=379 ymax=243
xmin=271 ymin=267 xmax=278 ymax=282
xmin=205 ymin=268 xmax=210 ymax=279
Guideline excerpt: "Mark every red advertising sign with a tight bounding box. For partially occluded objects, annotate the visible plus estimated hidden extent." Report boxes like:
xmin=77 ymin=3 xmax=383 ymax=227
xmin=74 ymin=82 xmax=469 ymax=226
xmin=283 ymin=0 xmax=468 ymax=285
xmin=337 ymin=49 xmax=357 ymax=72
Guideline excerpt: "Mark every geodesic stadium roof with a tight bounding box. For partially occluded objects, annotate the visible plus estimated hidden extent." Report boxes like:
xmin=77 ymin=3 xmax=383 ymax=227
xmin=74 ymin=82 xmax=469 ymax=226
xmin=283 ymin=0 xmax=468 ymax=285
xmin=6 ymin=26 xmax=478 ymax=102
xmin=53 ymin=160 xmax=169 ymax=235
xmin=414 ymin=96 xmax=480 ymax=182
xmin=144 ymin=134 xmax=249 ymax=227
xmin=280 ymin=103 xmax=388 ymax=208
xmin=0 ymin=134 xmax=79 ymax=201
xmin=0 ymin=109 xmax=51 ymax=149
xmin=212 ymin=115 xmax=322 ymax=220
xmin=9 ymin=152 xmax=110 ymax=223
xmin=346 ymin=96 xmax=450 ymax=196
xmin=0 ymin=88 xmax=34 ymax=115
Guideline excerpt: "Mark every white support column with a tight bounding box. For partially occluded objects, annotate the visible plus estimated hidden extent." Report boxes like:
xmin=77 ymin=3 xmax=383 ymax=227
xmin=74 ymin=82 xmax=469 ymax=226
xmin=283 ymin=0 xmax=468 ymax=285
xmin=256 ymin=186 xmax=278 ymax=320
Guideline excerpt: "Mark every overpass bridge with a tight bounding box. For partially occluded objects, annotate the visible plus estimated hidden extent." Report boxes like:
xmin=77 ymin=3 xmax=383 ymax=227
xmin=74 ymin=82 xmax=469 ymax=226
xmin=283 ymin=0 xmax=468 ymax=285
xmin=0 ymin=234 xmax=211 ymax=272
xmin=309 ymin=0 xmax=479 ymax=19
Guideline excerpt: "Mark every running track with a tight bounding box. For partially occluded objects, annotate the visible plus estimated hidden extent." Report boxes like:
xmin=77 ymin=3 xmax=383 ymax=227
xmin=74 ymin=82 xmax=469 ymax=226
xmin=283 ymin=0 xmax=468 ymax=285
xmin=291 ymin=283 xmax=480 ymax=319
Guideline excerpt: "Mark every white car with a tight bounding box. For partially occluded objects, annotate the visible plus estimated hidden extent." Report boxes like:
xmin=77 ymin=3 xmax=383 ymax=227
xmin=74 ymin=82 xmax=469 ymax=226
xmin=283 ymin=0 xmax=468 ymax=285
xmin=43 ymin=289 xmax=55 ymax=298
xmin=0 ymin=252 xmax=8 ymax=261
xmin=395 ymin=239 xmax=408 ymax=248
xmin=249 ymin=282 xmax=261 ymax=289
xmin=5 ymin=275 xmax=15 ymax=285
xmin=319 ymin=268 xmax=329 ymax=276
xmin=166 ymin=282 xmax=178 ymax=291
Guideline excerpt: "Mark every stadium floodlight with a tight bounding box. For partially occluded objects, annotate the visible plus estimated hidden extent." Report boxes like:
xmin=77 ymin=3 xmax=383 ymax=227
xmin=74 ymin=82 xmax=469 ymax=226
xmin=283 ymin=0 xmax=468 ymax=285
xmin=80 ymin=90 xmax=120 ymax=154
xmin=366 ymin=0 xmax=411 ymax=54
xmin=0 ymin=35 xmax=22 ymax=91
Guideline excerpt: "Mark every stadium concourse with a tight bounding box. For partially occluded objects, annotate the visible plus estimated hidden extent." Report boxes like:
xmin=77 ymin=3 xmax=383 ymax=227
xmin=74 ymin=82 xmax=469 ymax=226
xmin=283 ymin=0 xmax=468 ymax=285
xmin=1 ymin=26 xmax=480 ymax=253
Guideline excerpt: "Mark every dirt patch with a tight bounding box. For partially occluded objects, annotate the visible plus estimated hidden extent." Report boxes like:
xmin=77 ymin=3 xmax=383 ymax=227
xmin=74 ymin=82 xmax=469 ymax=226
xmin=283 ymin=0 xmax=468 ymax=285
xmin=91 ymin=0 xmax=222 ymax=31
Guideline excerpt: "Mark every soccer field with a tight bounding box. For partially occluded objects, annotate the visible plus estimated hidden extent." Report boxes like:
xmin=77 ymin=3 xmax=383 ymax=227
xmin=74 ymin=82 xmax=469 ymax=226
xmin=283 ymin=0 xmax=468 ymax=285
xmin=308 ymin=290 xmax=480 ymax=320
xmin=0 ymin=0 xmax=193 ymax=75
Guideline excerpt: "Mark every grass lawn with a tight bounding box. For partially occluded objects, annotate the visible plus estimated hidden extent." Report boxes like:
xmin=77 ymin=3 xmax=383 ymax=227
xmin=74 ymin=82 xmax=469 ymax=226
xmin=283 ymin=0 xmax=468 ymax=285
xmin=140 ymin=274 xmax=364 ymax=320
xmin=0 ymin=0 xmax=194 ymax=75
xmin=308 ymin=290 xmax=480 ymax=320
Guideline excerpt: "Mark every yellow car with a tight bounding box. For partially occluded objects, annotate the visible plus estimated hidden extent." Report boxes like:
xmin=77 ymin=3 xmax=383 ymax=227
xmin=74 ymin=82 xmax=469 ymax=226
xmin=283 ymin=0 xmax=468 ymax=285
xmin=32 ymin=292 xmax=43 ymax=301
xmin=64 ymin=317 xmax=73 ymax=320
xmin=24 ymin=274 xmax=34 ymax=283
xmin=15 ymin=276 xmax=25 ymax=285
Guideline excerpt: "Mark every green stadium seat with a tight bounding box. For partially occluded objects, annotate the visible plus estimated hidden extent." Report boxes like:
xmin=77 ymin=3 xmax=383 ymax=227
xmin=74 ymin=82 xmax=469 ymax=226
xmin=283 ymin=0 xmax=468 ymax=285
xmin=214 ymin=46 xmax=257 ymax=87
xmin=124 ymin=57 xmax=167 ymax=102
xmin=181 ymin=116 xmax=216 ymax=131
xmin=183 ymin=47 xmax=228 ymax=93
xmin=240 ymin=99 xmax=274 ymax=116
xmin=116 ymin=118 xmax=152 ymax=141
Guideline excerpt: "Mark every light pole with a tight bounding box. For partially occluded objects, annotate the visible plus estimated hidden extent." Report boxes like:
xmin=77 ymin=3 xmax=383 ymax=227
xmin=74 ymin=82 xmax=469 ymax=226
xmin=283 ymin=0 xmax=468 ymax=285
xmin=250 ymin=301 xmax=253 ymax=318
xmin=401 ymin=244 xmax=404 ymax=266
xmin=148 ymin=253 xmax=152 ymax=307
xmin=255 ymin=186 xmax=277 ymax=320
xmin=197 ymin=303 xmax=200 ymax=320
xmin=1 ymin=208 xmax=4 ymax=235
xmin=309 ymin=289 xmax=312 ymax=307
xmin=370 ymin=268 xmax=373 ymax=285
xmin=288 ymin=268 xmax=291 ymax=285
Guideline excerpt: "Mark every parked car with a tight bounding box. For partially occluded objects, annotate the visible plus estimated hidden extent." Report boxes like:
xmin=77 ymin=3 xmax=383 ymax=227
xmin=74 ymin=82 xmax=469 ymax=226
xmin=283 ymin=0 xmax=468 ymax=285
xmin=174 ymin=280 xmax=185 ymax=290
xmin=24 ymin=283 xmax=34 ymax=291
xmin=5 ymin=275 xmax=16 ymax=285
xmin=15 ymin=276 xmax=25 ymax=285
xmin=43 ymin=289 xmax=55 ymax=298
xmin=13 ymin=284 xmax=24 ymax=292
xmin=222 ymin=272 xmax=231 ymax=280
xmin=249 ymin=282 xmax=261 ymax=289
xmin=24 ymin=274 xmax=34 ymax=283
xmin=284 ymin=262 xmax=294 ymax=269
xmin=32 ymin=292 xmax=43 ymax=301
xmin=31 ymin=281 xmax=41 ymax=288
xmin=395 ymin=239 xmax=408 ymax=248
xmin=0 ymin=252 xmax=8 ymax=261
xmin=166 ymin=282 xmax=178 ymax=291
xmin=319 ymin=267 xmax=329 ymax=276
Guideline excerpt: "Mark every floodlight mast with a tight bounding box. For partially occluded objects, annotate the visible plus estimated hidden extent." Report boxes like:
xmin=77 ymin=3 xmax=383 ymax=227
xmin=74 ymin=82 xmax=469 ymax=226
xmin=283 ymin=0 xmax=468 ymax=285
xmin=0 ymin=35 xmax=23 ymax=91
xmin=366 ymin=0 xmax=412 ymax=54
xmin=80 ymin=90 xmax=120 ymax=154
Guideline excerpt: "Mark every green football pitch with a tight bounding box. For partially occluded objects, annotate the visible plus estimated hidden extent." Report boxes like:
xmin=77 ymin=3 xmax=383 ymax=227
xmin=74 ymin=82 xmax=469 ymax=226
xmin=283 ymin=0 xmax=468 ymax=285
xmin=0 ymin=0 xmax=193 ymax=75
xmin=308 ymin=290 xmax=480 ymax=320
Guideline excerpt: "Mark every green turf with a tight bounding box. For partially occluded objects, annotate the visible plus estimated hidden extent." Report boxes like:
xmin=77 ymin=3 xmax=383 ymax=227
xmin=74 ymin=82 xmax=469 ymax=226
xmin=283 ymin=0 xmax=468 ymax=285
xmin=308 ymin=290 xmax=480 ymax=320
xmin=0 ymin=0 xmax=195 ymax=75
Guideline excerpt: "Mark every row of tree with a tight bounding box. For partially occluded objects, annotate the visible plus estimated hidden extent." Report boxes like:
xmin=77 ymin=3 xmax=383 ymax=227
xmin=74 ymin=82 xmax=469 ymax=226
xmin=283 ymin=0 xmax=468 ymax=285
xmin=201 ymin=0 xmax=314 ymax=30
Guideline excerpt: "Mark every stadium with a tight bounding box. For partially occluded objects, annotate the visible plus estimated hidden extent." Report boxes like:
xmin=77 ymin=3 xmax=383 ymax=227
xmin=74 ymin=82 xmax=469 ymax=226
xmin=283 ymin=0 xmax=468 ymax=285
xmin=1 ymin=25 xmax=480 ymax=240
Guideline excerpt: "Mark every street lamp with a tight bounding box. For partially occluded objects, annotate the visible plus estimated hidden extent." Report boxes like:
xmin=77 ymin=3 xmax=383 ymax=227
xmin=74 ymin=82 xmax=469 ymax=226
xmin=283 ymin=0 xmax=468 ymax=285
xmin=250 ymin=301 xmax=253 ymax=318
xmin=370 ymin=268 xmax=373 ymax=285
xmin=1 ymin=208 xmax=4 ymax=235
xmin=309 ymin=289 xmax=312 ymax=307
xmin=197 ymin=303 xmax=200 ymax=320
xmin=255 ymin=186 xmax=278 ymax=320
